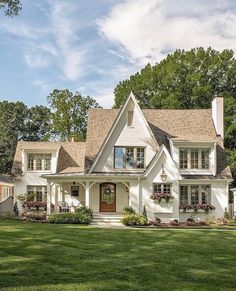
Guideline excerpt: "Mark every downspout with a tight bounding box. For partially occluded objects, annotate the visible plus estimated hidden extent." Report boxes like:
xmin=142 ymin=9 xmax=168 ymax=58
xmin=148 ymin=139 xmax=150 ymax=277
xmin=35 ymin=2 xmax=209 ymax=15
xmin=138 ymin=177 xmax=142 ymax=214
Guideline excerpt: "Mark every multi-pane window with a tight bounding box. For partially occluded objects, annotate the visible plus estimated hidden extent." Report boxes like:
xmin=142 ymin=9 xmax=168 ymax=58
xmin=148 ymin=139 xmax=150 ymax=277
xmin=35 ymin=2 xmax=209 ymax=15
xmin=180 ymin=185 xmax=211 ymax=206
xmin=180 ymin=185 xmax=188 ymax=206
xmin=191 ymin=186 xmax=199 ymax=205
xmin=201 ymin=185 xmax=210 ymax=204
xmin=153 ymin=183 xmax=171 ymax=194
xmin=114 ymin=147 xmax=145 ymax=169
xmin=137 ymin=148 xmax=145 ymax=168
xmin=27 ymin=186 xmax=47 ymax=202
xmin=3 ymin=186 xmax=12 ymax=199
xmin=179 ymin=148 xmax=210 ymax=170
xmin=126 ymin=148 xmax=134 ymax=168
xmin=202 ymin=149 xmax=210 ymax=169
xmin=190 ymin=150 xmax=198 ymax=169
xmin=180 ymin=149 xmax=188 ymax=169
xmin=27 ymin=154 xmax=52 ymax=171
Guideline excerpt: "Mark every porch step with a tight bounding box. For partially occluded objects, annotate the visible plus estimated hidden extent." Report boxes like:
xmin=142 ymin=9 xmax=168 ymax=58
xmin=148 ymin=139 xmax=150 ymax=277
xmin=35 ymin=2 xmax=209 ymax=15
xmin=91 ymin=213 xmax=123 ymax=226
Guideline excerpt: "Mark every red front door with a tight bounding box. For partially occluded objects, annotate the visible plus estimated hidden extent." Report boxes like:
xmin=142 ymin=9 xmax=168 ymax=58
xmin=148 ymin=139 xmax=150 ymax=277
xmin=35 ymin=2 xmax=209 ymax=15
xmin=100 ymin=183 xmax=116 ymax=212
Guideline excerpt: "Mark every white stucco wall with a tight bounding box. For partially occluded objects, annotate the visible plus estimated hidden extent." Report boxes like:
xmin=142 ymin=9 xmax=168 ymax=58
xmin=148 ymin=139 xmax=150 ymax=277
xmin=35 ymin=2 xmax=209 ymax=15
xmin=14 ymin=149 xmax=58 ymax=212
xmin=93 ymin=98 xmax=157 ymax=172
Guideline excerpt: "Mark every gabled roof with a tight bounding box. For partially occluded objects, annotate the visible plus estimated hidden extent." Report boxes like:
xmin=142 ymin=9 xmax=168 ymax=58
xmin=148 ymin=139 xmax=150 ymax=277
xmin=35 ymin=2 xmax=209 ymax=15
xmin=88 ymin=92 xmax=157 ymax=173
xmin=12 ymin=141 xmax=86 ymax=176
xmin=0 ymin=174 xmax=14 ymax=185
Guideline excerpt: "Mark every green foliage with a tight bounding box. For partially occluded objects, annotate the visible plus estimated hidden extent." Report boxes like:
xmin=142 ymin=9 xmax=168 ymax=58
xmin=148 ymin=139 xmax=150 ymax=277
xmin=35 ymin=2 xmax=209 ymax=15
xmin=224 ymin=208 xmax=230 ymax=220
xmin=142 ymin=205 xmax=147 ymax=219
xmin=75 ymin=205 xmax=93 ymax=220
xmin=13 ymin=201 xmax=19 ymax=216
xmin=17 ymin=193 xmax=35 ymax=205
xmin=114 ymin=47 xmax=236 ymax=182
xmin=48 ymin=212 xmax=92 ymax=224
xmin=0 ymin=101 xmax=52 ymax=174
xmin=0 ymin=0 xmax=22 ymax=17
xmin=121 ymin=214 xmax=148 ymax=226
xmin=122 ymin=206 xmax=136 ymax=215
xmin=47 ymin=89 xmax=101 ymax=141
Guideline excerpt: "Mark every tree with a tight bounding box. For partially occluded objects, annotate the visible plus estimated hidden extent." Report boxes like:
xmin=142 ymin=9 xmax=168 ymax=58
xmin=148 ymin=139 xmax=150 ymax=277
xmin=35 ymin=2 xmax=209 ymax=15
xmin=0 ymin=102 xmax=53 ymax=174
xmin=0 ymin=0 xmax=22 ymax=16
xmin=47 ymin=89 xmax=101 ymax=141
xmin=22 ymin=105 xmax=52 ymax=141
xmin=114 ymin=47 xmax=236 ymax=183
xmin=0 ymin=101 xmax=28 ymax=174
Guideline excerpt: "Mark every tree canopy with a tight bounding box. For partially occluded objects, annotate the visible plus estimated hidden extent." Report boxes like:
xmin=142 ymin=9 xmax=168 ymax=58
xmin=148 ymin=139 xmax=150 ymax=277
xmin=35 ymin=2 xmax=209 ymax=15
xmin=114 ymin=47 xmax=236 ymax=183
xmin=47 ymin=89 xmax=101 ymax=142
xmin=0 ymin=0 xmax=22 ymax=16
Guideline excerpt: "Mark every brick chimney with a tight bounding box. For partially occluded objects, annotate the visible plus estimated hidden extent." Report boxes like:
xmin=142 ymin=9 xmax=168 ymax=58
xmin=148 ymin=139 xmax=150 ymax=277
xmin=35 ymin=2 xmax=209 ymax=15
xmin=212 ymin=96 xmax=224 ymax=139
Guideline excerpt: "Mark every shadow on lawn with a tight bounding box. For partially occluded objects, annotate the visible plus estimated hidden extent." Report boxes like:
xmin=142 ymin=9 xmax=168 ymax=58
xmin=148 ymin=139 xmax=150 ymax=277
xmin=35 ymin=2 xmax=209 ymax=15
xmin=0 ymin=220 xmax=236 ymax=290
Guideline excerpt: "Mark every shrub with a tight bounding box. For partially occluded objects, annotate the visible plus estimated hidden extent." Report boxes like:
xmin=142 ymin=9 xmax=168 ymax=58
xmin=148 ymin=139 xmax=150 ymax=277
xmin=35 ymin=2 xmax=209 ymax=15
xmin=121 ymin=214 xmax=148 ymax=226
xmin=25 ymin=213 xmax=46 ymax=221
xmin=187 ymin=216 xmax=195 ymax=222
xmin=224 ymin=208 xmax=230 ymax=220
xmin=142 ymin=205 xmax=147 ymax=219
xmin=155 ymin=217 xmax=161 ymax=224
xmin=170 ymin=219 xmax=179 ymax=225
xmin=75 ymin=205 xmax=93 ymax=219
xmin=48 ymin=212 xmax=92 ymax=224
xmin=123 ymin=206 xmax=136 ymax=215
xmin=13 ymin=201 xmax=19 ymax=216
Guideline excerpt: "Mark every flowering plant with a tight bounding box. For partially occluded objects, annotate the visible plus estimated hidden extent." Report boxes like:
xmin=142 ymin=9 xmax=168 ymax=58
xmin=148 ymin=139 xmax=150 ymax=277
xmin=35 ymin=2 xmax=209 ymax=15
xmin=193 ymin=204 xmax=216 ymax=213
xmin=150 ymin=192 xmax=174 ymax=202
xmin=23 ymin=201 xmax=54 ymax=210
xmin=179 ymin=205 xmax=193 ymax=212
xmin=179 ymin=204 xmax=215 ymax=213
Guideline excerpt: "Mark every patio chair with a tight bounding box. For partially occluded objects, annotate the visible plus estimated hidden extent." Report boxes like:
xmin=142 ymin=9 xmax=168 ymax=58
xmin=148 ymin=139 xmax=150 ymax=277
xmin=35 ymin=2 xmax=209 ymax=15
xmin=58 ymin=201 xmax=69 ymax=213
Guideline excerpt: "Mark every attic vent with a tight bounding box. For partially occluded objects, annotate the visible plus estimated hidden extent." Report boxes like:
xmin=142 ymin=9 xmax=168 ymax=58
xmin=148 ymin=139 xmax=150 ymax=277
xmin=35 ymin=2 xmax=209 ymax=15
xmin=127 ymin=111 xmax=134 ymax=127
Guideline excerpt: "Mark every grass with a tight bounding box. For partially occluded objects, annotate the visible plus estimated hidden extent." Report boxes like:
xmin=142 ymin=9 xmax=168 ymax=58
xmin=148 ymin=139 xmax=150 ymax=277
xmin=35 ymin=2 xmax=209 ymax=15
xmin=0 ymin=220 xmax=236 ymax=291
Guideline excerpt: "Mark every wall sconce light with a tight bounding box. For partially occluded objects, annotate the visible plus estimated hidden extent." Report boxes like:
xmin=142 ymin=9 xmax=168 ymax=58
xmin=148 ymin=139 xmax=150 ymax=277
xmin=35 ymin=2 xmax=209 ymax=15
xmin=160 ymin=164 xmax=167 ymax=182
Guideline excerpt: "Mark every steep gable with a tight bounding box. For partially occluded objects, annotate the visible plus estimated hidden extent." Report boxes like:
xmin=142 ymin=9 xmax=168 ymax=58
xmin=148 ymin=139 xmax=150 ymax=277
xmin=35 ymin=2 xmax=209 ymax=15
xmin=89 ymin=93 xmax=157 ymax=173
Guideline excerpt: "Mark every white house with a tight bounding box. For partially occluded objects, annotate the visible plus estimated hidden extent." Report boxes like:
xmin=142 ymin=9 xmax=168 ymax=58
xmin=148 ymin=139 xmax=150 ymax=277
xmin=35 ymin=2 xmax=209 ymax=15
xmin=12 ymin=93 xmax=232 ymax=222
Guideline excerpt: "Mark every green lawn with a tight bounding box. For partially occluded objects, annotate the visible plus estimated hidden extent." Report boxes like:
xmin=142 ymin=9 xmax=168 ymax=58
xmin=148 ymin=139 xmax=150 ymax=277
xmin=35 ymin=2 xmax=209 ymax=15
xmin=0 ymin=220 xmax=236 ymax=291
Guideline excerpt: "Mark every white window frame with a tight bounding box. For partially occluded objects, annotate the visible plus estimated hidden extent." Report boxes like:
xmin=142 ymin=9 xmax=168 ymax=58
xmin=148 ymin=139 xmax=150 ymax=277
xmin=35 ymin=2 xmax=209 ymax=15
xmin=179 ymin=184 xmax=211 ymax=206
xmin=27 ymin=186 xmax=47 ymax=202
xmin=3 ymin=186 xmax=12 ymax=199
xmin=153 ymin=183 xmax=172 ymax=194
xmin=114 ymin=147 xmax=146 ymax=169
xmin=27 ymin=153 xmax=52 ymax=172
xmin=179 ymin=148 xmax=211 ymax=170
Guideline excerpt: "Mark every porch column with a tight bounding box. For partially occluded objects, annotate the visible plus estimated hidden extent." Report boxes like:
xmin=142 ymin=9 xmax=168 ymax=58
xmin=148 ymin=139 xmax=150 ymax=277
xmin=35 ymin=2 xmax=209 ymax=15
xmin=85 ymin=181 xmax=90 ymax=207
xmin=47 ymin=182 xmax=52 ymax=215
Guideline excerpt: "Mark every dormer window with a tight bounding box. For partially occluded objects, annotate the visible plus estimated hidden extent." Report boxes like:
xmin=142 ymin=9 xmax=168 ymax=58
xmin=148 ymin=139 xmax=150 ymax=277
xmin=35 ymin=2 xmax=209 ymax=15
xmin=114 ymin=147 xmax=145 ymax=169
xmin=127 ymin=111 xmax=134 ymax=127
xmin=180 ymin=148 xmax=210 ymax=170
xmin=27 ymin=154 xmax=52 ymax=171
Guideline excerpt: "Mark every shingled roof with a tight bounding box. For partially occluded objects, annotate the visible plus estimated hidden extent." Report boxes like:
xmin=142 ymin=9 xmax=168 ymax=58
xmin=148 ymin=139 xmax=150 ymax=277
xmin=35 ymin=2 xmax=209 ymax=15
xmin=12 ymin=141 xmax=86 ymax=176
xmin=85 ymin=108 xmax=231 ymax=179
xmin=12 ymin=107 xmax=231 ymax=180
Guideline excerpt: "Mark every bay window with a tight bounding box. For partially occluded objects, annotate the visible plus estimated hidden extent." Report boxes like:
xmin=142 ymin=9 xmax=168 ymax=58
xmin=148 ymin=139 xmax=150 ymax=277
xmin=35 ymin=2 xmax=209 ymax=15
xmin=180 ymin=185 xmax=211 ymax=206
xmin=179 ymin=148 xmax=210 ymax=170
xmin=114 ymin=147 xmax=145 ymax=169
xmin=27 ymin=154 xmax=52 ymax=171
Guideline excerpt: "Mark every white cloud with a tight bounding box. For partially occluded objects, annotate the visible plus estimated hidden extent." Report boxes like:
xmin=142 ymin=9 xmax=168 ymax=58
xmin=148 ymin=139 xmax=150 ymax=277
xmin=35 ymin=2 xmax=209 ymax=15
xmin=98 ymin=0 xmax=236 ymax=65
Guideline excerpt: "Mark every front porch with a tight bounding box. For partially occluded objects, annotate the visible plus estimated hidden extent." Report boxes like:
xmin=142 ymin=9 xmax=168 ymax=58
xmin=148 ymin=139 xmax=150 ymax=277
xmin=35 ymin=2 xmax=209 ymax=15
xmin=46 ymin=179 xmax=131 ymax=215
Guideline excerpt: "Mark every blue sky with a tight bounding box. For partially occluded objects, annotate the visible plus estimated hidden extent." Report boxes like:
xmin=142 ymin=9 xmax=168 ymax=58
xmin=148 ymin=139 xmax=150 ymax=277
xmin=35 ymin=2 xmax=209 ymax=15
xmin=1 ymin=0 xmax=236 ymax=108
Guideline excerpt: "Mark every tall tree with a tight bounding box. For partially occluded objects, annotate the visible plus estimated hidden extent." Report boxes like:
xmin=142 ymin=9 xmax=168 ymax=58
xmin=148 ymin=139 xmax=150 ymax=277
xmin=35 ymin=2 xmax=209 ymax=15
xmin=22 ymin=105 xmax=52 ymax=141
xmin=0 ymin=0 xmax=22 ymax=16
xmin=0 ymin=101 xmax=28 ymax=174
xmin=47 ymin=89 xmax=101 ymax=141
xmin=114 ymin=47 xmax=236 ymax=183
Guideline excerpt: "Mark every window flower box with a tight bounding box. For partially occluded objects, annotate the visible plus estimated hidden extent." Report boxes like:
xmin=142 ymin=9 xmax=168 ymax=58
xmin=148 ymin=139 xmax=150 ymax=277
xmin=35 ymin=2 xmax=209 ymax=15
xmin=179 ymin=204 xmax=215 ymax=214
xmin=150 ymin=192 xmax=174 ymax=203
